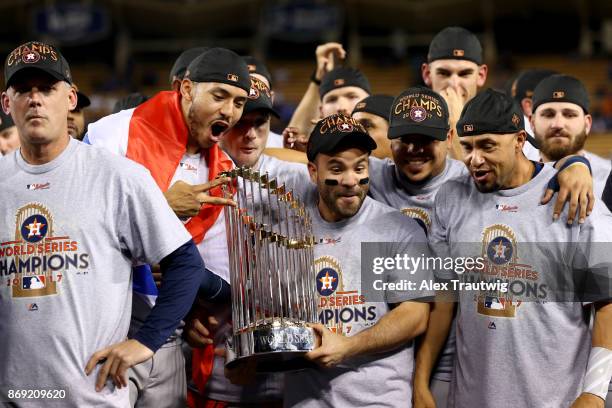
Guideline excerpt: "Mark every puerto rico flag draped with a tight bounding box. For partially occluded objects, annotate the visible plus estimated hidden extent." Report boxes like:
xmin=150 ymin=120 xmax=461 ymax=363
xmin=86 ymin=91 xmax=230 ymax=396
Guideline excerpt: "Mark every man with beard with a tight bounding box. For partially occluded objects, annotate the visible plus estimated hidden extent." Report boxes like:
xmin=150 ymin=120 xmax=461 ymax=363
xmin=531 ymin=74 xmax=612 ymax=199
xmin=85 ymin=47 xmax=248 ymax=407
xmin=352 ymin=94 xmax=394 ymax=159
xmin=283 ymin=113 xmax=433 ymax=407
xmin=429 ymin=88 xmax=612 ymax=408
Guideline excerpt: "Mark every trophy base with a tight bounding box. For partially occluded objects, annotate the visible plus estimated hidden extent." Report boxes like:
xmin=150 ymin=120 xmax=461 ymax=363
xmin=226 ymin=322 xmax=316 ymax=372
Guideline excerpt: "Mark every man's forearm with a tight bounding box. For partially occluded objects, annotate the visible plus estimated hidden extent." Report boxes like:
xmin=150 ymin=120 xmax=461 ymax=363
xmin=414 ymin=301 xmax=455 ymax=385
xmin=288 ymin=82 xmax=321 ymax=136
xmin=345 ymin=301 xmax=429 ymax=359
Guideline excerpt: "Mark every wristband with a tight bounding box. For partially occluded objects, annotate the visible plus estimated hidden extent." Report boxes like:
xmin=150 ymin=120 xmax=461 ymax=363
xmin=310 ymin=68 xmax=321 ymax=85
xmin=582 ymin=346 xmax=612 ymax=400
xmin=556 ymin=155 xmax=592 ymax=175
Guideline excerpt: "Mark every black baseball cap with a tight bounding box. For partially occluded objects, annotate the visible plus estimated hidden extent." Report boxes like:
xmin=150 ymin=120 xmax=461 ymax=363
xmin=242 ymin=56 xmax=273 ymax=89
xmin=307 ymin=113 xmax=377 ymax=162
xmin=388 ymin=87 xmax=450 ymax=141
xmin=352 ymin=95 xmax=394 ymax=122
xmin=5 ymin=41 xmax=72 ymax=88
xmin=0 ymin=109 xmax=14 ymax=131
xmin=428 ymin=27 xmax=483 ymax=65
xmin=184 ymin=48 xmax=251 ymax=93
xmin=457 ymin=88 xmax=524 ymax=137
xmin=319 ymin=67 xmax=371 ymax=99
xmin=531 ymin=74 xmax=589 ymax=114
xmin=169 ymin=47 xmax=209 ymax=83
xmin=513 ymin=69 xmax=557 ymax=102
xmin=75 ymin=91 xmax=91 ymax=110
xmin=112 ymin=92 xmax=150 ymax=114
xmin=244 ymin=76 xmax=279 ymax=118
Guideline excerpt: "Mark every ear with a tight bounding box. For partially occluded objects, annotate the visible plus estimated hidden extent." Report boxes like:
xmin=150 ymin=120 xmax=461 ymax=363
xmin=584 ymin=114 xmax=592 ymax=136
xmin=171 ymin=78 xmax=182 ymax=92
xmin=421 ymin=63 xmax=432 ymax=86
xmin=68 ymin=85 xmax=77 ymax=111
xmin=477 ymin=64 xmax=488 ymax=87
xmin=515 ymin=130 xmax=526 ymax=152
xmin=520 ymin=98 xmax=532 ymax=117
xmin=1 ymin=92 xmax=10 ymax=115
xmin=270 ymin=90 xmax=275 ymax=103
xmin=181 ymin=79 xmax=194 ymax=102
xmin=307 ymin=161 xmax=317 ymax=184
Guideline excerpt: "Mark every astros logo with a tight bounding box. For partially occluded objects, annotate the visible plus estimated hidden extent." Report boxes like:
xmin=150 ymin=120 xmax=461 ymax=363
xmin=248 ymin=86 xmax=259 ymax=100
xmin=409 ymin=106 xmax=427 ymax=122
xmin=20 ymin=214 xmax=49 ymax=243
xmin=486 ymin=236 xmax=513 ymax=265
xmin=317 ymin=268 xmax=339 ymax=296
xmin=22 ymin=50 xmax=40 ymax=64
xmin=337 ymin=122 xmax=354 ymax=133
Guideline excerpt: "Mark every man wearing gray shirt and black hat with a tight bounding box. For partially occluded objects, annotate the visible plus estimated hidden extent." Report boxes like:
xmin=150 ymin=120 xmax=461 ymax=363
xmin=284 ymin=113 xmax=433 ymax=407
xmin=430 ymin=88 xmax=612 ymax=408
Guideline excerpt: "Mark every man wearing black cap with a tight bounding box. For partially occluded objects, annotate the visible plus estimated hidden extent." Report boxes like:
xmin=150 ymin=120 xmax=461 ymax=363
xmin=0 ymin=40 xmax=226 ymax=407
xmin=0 ymin=107 xmax=19 ymax=155
xmin=429 ymin=88 xmax=612 ymax=408
xmin=283 ymin=113 xmax=432 ymax=408
xmin=421 ymin=26 xmax=488 ymax=160
xmin=68 ymin=86 xmax=91 ymax=140
xmin=352 ymin=94 xmax=394 ymax=159
xmin=242 ymin=55 xmax=285 ymax=149
xmin=169 ymin=47 xmax=209 ymax=91
xmin=86 ymin=47 xmax=249 ymax=407
xmin=531 ymin=74 xmax=612 ymax=199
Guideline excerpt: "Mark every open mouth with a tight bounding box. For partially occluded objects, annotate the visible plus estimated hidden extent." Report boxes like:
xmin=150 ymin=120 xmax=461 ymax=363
xmin=211 ymin=121 xmax=229 ymax=137
xmin=472 ymin=169 xmax=490 ymax=182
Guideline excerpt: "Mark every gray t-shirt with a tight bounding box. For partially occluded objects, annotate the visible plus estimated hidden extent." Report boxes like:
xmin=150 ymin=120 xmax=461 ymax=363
xmin=0 ymin=139 xmax=190 ymax=407
xmin=284 ymin=187 xmax=433 ymax=408
xmin=430 ymin=164 xmax=612 ymax=408
xmin=584 ymin=151 xmax=612 ymax=200
xmin=368 ymin=156 xmax=467 ymax=382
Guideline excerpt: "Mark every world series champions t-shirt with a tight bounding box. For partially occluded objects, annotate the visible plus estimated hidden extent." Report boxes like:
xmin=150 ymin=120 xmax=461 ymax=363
xmin=368 ymin=156 xmax=467 ymax=383
xmin=0 ymin=139 xmax=191 ymax=407
xmin=430 ymin=164 xmax=612 ymax=408
xmin=284 ymin=186 xmax=434 ymax=408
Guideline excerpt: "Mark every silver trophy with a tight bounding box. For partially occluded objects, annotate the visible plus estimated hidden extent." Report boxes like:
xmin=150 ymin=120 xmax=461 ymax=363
xmin=221 ymin=167 xmax=318 ymax=371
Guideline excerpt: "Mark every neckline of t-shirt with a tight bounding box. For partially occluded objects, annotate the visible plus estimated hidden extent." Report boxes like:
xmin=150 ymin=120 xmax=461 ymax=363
xmin=15 ymin=137 xmax=79 ymax=174
xmin=494 ymin=164 xmax=553 ymax=197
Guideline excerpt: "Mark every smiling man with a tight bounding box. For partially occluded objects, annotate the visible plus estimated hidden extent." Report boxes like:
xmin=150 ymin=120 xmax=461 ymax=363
xmin=531 ymin=74 xmax=612 ymax=199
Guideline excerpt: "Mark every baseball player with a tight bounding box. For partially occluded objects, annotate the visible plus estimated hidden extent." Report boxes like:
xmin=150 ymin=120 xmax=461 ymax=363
xmin=67 ymin=86 xmax=90 ymax=140
xmin=283 ymin=113 xmax=432 ymax=407
xmin=86 ymin=47 xmax=248 ymax=407
xmin=169 ymin=47 xmax=209 ymax=91
xmin=430 ymin=88 xmax=612 ymax=407
xmin=0 ymin=106 xmax=19 ymax=155
xmin=531 ymin=74 xmax=612 ymax=199
xmin=0 ymin=40 xmax=224 ymax=407
xmin=352 ymin=94 xmax=395 ymax=159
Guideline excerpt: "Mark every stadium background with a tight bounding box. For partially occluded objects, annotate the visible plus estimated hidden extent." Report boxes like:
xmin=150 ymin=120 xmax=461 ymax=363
xmin=0 ymin=0 xmax=610 ymax=157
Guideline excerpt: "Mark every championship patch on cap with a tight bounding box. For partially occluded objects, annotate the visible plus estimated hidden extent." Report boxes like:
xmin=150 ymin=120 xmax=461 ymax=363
xmin=307 ymin=113 xmax=376 ymax=161
xmin=5 ymin=41 xmax=72 ymax=88
xmin=243 ymin=76 xmax=278 ymax=118
xmin=388 ymin=87 xmax=450 ymax=141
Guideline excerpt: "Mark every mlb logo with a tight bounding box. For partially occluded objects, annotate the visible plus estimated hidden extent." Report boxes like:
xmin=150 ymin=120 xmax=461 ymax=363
xmin=27 ymin=303 xmax=39 ymax=311
xmin=463 ymin=124 xmax=474 ymax=132
xmin=453 ymin=49 xmax=465 ymax=57
xmin=227 ymin=74 xmax=239 ymax=82
xmin=355 ymin=102 xmax=366 ymax=110
xmin=247 ymin=64 xmax=257 ymax=72
xmin=334 ymin=79 xmax=345 ymax=86
xmin=22 ymin=276 xmax=46 ymax=290
xmin=553 ymin=91 xmax=565 ymax=98
xmin=484 ymin=296 xmax=504 ymax=310
xmin=488 ymin=322 xmax=496 ymax=329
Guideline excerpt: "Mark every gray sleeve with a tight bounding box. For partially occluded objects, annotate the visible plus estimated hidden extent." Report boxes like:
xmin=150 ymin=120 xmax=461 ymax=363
xmin=117 ymin=165 xmax=192 ymax=265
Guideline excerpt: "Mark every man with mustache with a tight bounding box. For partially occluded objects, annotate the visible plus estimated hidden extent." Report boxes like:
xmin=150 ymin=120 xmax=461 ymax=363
xmin=284 ymin=113 xmax=433 ymax=407
xmin=430 ymin=89 xmax=612 ymax=408
xmin=531 ymin=74 xmax=612 ymax=199
xmin=86 ymin=47 xmax=249 ymax=407
xmin=0 ymin=40 xmax=224 ymax=407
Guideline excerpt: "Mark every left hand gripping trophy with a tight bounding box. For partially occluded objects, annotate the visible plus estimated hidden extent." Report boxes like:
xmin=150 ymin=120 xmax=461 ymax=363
xmin=220 ymin=167 xmax=317 ymax=371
